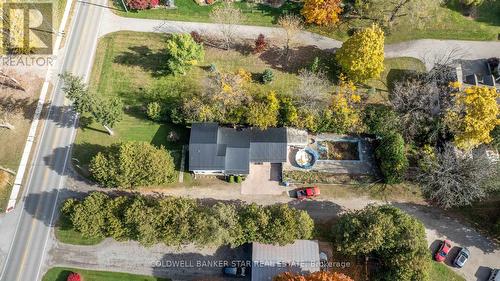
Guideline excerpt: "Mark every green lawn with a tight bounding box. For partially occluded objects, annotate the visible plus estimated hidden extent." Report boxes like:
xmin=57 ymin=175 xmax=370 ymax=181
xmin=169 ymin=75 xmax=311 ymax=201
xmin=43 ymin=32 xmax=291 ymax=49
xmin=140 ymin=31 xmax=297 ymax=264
xmin=43 ymin=267 xmax=170 ymax=281
xmin=75 ymin=31 xmax=301 ymax=175
xmin=110 ymin=0 xmax=500 ymax=43
xmin=55 ymin=214 xmax=104 ymax=245
xmin=430 ymin=262 xmax=466 ymax=281
xmin=364 ymin=57 xmax=426 ymax=103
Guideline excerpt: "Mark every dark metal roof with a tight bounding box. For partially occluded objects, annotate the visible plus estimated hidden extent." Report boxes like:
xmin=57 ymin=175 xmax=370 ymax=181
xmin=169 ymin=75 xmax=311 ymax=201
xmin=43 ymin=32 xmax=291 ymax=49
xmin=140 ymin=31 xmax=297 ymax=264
xmin=189 ymin=123 xmax=287 ymax=174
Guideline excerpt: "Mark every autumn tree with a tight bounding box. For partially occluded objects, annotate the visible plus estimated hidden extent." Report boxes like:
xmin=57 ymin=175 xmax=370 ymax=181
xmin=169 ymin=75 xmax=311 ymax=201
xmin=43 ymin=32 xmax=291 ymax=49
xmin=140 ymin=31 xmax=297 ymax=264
xmin=274 ymin=271 xmax=354 ymax=281
xmin=333 ymin=205 xmax=430 ymax=281
xmin=324 ymin=77 xmax=363 ymax=133
xmin=254 ymin=34 xmax=267 ymax=53
xmin=336 ymin=25 xmax=384 ymax=82
xmin=294 ymin=69 xmax=331 ymax=111
xmin=390 ymin=78 xmax=442 ymax=144
xmin=418 ymin=143 xmax=498 ymax=209
xmin=446 ymin=86 xmax=499 ymax=151
xmin=247 ymin=91 xmax=280 ymax=128
xmin=209 ymin=2 xmax=244 ymax=50
xmin=165 ymin=33 xmax=205 ymax=75
xmin=301 ymin=0 xmax=343 ymax=26
xmin=278 ymin=14 xmax=303 ymax=65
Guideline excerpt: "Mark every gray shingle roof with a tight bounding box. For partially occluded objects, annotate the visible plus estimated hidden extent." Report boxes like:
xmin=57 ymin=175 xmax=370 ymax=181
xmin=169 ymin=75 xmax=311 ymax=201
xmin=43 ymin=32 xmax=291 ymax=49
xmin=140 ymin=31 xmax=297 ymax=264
xmin=251 ymin=240 xmax=320 ymax=281
xmin=189 ymin=123 xmax=287 ymax=174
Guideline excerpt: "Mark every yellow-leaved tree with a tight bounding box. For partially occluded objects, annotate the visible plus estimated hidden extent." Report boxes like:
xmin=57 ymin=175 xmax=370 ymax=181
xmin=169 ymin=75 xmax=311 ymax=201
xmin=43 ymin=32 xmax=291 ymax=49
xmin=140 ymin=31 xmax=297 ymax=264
xmin=301 ymin=0 xmax=343 ymax=26
xmin=335 ymin=24 xmax=385 ymax=82
xmin=446 ymin=86 xmax=500 ymax=150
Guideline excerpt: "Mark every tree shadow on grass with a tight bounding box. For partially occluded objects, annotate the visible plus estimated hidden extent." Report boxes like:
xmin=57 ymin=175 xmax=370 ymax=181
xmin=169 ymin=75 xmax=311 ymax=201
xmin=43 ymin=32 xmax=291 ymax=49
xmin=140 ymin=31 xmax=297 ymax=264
xmin=259 ymin=45 xmax=337 ymax=74
xmin=385 ymin=68 xmax=421 ymax=93
xmin=53 ymin=269 xmax=73 ymax=281
xmin=113 ymin=46 xmax=170 ymax=77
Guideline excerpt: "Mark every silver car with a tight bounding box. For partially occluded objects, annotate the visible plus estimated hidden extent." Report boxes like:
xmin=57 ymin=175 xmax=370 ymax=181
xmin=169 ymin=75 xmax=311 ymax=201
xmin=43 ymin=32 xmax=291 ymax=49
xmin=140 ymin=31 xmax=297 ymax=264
xmin=453 ymin=248 xmax=470 ymax=268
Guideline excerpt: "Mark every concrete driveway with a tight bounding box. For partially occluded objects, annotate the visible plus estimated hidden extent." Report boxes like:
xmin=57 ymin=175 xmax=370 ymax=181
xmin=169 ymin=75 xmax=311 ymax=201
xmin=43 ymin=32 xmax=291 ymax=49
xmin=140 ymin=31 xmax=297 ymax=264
xmin=241 ymin=163 xmax=284 ymax=195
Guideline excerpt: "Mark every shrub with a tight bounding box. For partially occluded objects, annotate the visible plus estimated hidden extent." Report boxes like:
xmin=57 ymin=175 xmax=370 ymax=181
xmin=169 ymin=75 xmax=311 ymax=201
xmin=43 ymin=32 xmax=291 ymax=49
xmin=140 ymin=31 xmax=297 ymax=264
xmin=126 ymin=0 xmax=150 ymax=10
xmin=89 ymin=142 xmax=176 ymax=188
xmin=376 ymin=133 xmax=409 ymax=184
xmin=229 ymin=175 xmax=235 ymax=183
xmin=363 ymin=104 xmax=400 ymax=137
xmin=261 ymin=69 xmax=274 ymax=84
xmin=166 ymin=33 xmax=205 ymax=75
xmin=190 ymin=31 xmax=203 ymax=44
xmin=67 ymin=272 xmax=82 ymax=281
xmin=209 ymin=63 xmax=217 ymax=72
xmin=236 ymin=176 xmax=243 ymax=183
xmin=254 ymin=34 xmax=267 ymax=53
xmin=150 ymin=0 xmax=159 ymax=7
xmin=236 ymin=68 xmax=252 ymax=82
xmin=146 ymin=102 xmax=162 ymax=121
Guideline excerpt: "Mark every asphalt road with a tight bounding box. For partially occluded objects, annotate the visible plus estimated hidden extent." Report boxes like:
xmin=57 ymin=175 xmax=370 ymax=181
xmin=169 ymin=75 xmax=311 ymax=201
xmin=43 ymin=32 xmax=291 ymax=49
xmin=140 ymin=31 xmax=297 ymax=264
xmin=0 ymin=0 xmax=105 ymax=280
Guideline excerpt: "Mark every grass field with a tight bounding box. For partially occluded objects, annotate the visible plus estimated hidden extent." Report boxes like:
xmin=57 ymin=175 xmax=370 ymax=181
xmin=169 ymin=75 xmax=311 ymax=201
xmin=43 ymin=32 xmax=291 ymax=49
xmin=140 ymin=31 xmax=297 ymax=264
xmin=430 ymin=262 xmax=466 ymax=281
xmin=110 ymin=0 xmax=500 ymax=43
xmin=43 ymin=267 xmax=170 ymax=281
xmin=55 ymin=213 xmax=105 ymax=245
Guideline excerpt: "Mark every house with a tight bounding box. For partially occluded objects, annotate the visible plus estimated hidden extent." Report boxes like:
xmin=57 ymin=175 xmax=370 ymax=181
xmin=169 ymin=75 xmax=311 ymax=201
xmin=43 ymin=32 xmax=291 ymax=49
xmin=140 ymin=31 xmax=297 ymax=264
xmin=453 ymin=58 xmax=500 ymax=89
xmin=251 ymin=240 xmax=321 ymax=281
xmin=188 ymin=123 xmax=287 ymax=175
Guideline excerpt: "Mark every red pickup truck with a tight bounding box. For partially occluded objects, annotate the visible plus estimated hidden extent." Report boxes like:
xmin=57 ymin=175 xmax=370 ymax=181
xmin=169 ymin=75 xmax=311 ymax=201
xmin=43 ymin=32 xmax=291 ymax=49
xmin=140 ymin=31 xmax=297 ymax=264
xmin=296 ymin=186 xmax=320 ymax=200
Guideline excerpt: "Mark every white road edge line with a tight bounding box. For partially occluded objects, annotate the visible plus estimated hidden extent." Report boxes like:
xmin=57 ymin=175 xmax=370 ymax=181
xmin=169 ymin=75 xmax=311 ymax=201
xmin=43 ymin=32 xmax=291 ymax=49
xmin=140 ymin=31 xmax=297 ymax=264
xmin=34 ymin=114 xmax=78 ymax=281
xmin=34 ymin=4 xmax=105 ymax=279
xmin=0 ymin=0 xmax=75 ymax=280
xmin=5 ymin=0 xmax=74 ymax=213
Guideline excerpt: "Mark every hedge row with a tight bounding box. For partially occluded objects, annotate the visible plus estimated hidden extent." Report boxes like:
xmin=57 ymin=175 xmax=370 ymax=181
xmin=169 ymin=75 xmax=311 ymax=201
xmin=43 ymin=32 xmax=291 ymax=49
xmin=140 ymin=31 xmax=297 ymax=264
xmin=62 ymin=192 xmax=315 ymax=247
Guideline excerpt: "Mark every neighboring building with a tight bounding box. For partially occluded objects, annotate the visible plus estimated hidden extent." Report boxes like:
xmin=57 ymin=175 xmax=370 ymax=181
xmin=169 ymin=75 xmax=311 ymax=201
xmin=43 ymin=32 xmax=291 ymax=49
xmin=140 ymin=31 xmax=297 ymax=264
xmin=454 ymin=58 xmax=500 ymax=89
xmin=188 ymin=123 xmax=287 ymax=175
xmin=251 ymin=240 xmax=321 ymax=281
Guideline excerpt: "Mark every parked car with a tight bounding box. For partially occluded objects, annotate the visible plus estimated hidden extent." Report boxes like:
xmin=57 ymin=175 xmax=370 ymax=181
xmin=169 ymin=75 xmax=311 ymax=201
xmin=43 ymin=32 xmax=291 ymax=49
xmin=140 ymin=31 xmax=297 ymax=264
xmin=453 ymin=247 xmax=470 ymax=268
xmin=223 ymin=266 xmax=247 ymax=277
xmin=489 ymin=269 xmax=500 ymax=281
xmin=296 ymin=186 xmax=320 ymax=200
xmin=434 ymin=240 xmax=452 ymax=262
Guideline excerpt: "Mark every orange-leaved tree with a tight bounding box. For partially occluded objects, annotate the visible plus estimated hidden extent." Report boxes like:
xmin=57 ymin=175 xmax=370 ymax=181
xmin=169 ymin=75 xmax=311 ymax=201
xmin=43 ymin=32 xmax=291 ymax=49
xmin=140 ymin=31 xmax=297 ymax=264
xmin=274 ymin=271 xmax=354 ymax=281
xmin=301 ymin=0 xmax=343 ymax=26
